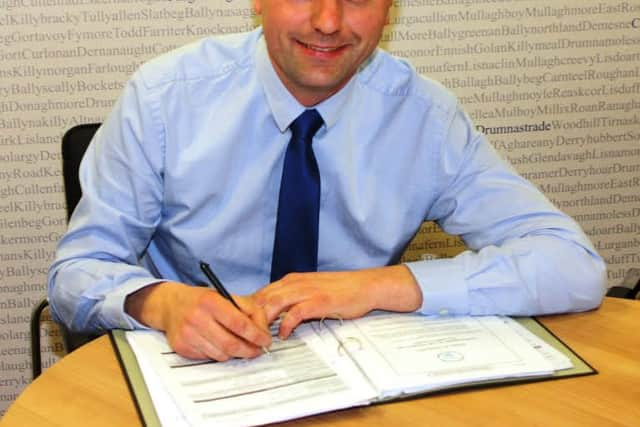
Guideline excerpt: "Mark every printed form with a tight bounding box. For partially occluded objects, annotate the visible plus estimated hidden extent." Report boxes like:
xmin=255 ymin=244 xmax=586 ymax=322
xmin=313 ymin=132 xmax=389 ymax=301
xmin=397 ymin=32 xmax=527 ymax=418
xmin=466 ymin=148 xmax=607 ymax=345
xmin=326 ymin=314 xmax=570 ymax=398
xmin=125 ymin=314 xmax=572 ymax=426
xmin=126 ymin=322 xmax=376 ymax=427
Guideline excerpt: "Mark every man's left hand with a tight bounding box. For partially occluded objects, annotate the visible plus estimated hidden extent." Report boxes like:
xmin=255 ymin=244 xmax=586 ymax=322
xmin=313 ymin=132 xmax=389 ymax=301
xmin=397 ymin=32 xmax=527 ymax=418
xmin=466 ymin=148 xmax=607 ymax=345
xmin=254 ymin=265 xmax=423 ymax=339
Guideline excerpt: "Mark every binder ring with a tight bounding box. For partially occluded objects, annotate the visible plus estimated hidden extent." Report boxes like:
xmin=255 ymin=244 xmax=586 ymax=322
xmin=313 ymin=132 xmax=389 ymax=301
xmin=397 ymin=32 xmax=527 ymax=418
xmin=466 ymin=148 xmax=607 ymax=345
xmin=337 ymin=336 xmax=363 ymax=356
xmin=319 ymin=313 xmax=344 ymax=332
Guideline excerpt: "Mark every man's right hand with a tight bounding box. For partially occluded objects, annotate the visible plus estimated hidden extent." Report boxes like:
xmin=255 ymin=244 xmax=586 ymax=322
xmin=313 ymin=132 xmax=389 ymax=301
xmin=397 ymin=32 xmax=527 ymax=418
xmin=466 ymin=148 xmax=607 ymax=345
xmin=125 ymin=282 xmax=272 ymax=361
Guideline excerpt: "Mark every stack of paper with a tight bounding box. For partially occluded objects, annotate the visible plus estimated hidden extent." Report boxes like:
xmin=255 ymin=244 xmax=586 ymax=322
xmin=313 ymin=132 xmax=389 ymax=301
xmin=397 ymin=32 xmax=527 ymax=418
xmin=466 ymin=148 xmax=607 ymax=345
xmin=124 ymin=313 xmax=574 ymax=427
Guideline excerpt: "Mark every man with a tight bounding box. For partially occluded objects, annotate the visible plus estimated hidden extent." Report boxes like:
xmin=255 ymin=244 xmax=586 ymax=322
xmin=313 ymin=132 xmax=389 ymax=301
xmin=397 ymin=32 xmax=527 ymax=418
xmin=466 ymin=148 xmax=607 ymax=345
xmin=48 ymin=0 xmax=606 ymax=362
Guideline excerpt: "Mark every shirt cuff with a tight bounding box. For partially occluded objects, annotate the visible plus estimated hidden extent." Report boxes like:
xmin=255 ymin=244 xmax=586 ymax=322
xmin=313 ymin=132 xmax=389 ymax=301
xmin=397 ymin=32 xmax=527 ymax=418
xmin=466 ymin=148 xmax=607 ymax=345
xmin=404 ymin=258 xmax=470 ymax=315
xmin=100 ymin=277 xmax=164 ymax=330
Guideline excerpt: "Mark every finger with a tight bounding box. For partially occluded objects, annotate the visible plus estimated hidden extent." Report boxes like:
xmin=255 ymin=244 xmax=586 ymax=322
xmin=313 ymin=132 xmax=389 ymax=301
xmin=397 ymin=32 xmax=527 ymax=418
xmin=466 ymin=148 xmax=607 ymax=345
xmin=189 ymin=335 xmax=230 ymax=362
xmin=254 ymin=272 xmax=310 ymax=305
xmin=278 ymin=298 xmax=332 ymax=339
xmin=258 ymin=286 xmax=316 ymax=324
xmin=253 ymin=283 xmax=274 ymax=303
xmin=213 ymin=300 xmax=272 ymax=349
xmin=236 ymin=296 xmax=271 ymax=337
xmin=253 ymin=282 xmax=284 ymax=306
xmin=201 ymin=316 xmax=264 ymax=359
xmin=250 ymin=305 xmax=271 ymax=336
xmin=247 ymin=308 xmax=272 ymax=354
xmin=166 ymin=323 xmax=229 ymax=361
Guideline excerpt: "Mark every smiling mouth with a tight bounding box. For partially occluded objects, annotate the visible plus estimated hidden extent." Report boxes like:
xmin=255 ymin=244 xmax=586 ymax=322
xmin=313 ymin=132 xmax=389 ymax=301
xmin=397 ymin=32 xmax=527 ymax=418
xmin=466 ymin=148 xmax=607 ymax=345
xmin=298 ymin=41 xmax=345 ymax=53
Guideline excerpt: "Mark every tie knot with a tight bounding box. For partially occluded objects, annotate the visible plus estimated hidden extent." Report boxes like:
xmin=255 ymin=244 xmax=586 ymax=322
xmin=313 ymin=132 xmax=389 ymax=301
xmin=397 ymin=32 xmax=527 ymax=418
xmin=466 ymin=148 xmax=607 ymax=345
xmin=290 ymin=109 xmax=324 ymax=141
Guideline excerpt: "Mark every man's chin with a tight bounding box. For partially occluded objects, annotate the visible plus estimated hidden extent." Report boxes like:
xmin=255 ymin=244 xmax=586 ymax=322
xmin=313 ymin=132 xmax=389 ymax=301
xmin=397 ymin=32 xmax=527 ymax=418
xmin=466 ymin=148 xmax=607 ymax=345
xmin=298 ymin=69 xmax=354 ymax=91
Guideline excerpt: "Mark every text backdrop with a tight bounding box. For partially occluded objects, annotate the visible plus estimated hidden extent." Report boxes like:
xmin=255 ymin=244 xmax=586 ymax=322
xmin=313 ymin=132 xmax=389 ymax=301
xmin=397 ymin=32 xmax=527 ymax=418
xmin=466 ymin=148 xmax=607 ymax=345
xmin=0 ymin=0 xmax=638 ymax=414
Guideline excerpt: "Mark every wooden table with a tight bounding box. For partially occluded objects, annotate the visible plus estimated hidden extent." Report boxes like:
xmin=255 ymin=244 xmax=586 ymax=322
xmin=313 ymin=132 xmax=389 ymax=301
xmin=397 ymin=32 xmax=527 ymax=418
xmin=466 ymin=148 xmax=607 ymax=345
xmin=2 ymin=297 xmax=639 ymax=427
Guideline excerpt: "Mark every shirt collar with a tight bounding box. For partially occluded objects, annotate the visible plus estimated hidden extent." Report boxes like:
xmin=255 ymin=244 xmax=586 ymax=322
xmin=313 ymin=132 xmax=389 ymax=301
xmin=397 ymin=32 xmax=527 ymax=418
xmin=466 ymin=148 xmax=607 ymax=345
xmin=255 ymin=30 xmax=368 ymax=133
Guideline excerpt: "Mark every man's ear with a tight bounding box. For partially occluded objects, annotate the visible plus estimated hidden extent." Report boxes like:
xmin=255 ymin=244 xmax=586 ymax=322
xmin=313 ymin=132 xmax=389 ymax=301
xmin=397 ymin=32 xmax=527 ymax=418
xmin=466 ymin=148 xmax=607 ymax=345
xmin=254 ymin=0 xmax=262 ymax=15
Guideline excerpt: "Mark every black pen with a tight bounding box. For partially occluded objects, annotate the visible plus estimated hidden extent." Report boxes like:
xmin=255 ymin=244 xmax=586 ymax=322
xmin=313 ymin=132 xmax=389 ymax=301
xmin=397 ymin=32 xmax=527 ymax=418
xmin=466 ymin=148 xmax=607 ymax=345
xmin=199 ymin=261 xmax=270 ymax=354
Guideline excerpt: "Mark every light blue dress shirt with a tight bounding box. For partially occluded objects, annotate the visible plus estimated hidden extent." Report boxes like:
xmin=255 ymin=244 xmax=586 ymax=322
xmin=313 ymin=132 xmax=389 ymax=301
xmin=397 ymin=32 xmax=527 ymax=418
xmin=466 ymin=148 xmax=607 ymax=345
xmin=48 ymin=28 xmax=606 ymax=332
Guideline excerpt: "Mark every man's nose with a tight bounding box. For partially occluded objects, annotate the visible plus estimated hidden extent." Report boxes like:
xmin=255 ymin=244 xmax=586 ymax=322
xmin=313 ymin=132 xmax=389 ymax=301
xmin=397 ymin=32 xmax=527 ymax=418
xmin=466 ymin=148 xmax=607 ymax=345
xmin=311 ymin=0 xmax=342 ymax=35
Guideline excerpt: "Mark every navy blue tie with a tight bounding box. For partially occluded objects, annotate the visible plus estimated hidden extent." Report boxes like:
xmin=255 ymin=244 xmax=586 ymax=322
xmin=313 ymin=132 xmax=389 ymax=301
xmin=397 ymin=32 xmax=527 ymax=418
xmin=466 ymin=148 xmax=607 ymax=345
xmin=271 ymin=109 xmax=324 ymax=282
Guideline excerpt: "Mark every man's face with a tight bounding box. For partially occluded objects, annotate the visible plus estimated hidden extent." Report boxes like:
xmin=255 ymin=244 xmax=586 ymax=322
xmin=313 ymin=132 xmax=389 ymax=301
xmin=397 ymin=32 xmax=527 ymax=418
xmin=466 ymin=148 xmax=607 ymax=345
xmin=255 ymin=0 xmax=392 ymax=106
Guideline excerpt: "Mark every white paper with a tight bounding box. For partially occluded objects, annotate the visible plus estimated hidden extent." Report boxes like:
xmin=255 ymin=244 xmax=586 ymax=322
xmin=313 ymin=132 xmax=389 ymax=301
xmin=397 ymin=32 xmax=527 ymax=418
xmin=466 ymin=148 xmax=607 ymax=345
xmin=504 ymin=318 xmax=573 ymax=371
xmin=327 ymin=314 xmax=563 ymax=398
xmin=124 ymin=313 xmax=572 ymax=426
xmin=125 ymin=323 xmax=376 ymax=427
xmin=127 ymin=331 xmax=190 ymax=427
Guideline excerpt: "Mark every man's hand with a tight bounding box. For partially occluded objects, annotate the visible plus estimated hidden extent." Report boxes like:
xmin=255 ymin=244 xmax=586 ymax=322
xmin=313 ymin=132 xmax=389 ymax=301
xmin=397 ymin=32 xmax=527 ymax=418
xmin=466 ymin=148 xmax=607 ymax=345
xmin=254 ymin=265 xmax=423 ymax=339
xmin=125 ymin=282 xmax=272 ymax=361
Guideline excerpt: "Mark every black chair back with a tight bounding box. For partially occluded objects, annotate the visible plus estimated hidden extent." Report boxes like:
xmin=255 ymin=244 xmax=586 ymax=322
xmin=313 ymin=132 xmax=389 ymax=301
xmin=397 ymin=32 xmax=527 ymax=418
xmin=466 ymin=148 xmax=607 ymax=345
xmin=31 ymin=123 xmax=101 ymax=379
xmin=62 ymin=123 xmax=101 ymax=220
xmin=59 ymin=123 xmax=103 ymax=351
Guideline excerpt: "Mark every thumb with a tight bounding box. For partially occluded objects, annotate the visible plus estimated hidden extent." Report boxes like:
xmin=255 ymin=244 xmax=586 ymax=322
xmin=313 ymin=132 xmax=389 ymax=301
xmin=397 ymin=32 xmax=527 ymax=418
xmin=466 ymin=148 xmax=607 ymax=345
xmin=236 ymin=295 xmax=271 ymax=336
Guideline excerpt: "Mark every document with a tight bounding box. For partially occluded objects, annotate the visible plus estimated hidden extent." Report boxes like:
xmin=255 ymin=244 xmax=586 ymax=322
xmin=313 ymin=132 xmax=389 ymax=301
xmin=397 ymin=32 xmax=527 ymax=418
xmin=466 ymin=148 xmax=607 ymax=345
xmin=325 ymin=314 xmax=562 ymax=398
xmin=122 ymin=313 xmax=576 ymax=427
xmin=127 ymin=322 xmax=376 ymax=427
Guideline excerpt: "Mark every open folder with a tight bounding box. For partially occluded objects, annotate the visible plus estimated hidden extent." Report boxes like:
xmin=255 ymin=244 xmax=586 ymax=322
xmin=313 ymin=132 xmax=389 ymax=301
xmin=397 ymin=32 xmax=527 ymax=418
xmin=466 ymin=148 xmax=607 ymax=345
xmin=111 ymin=313 xmax=595 ymax=427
